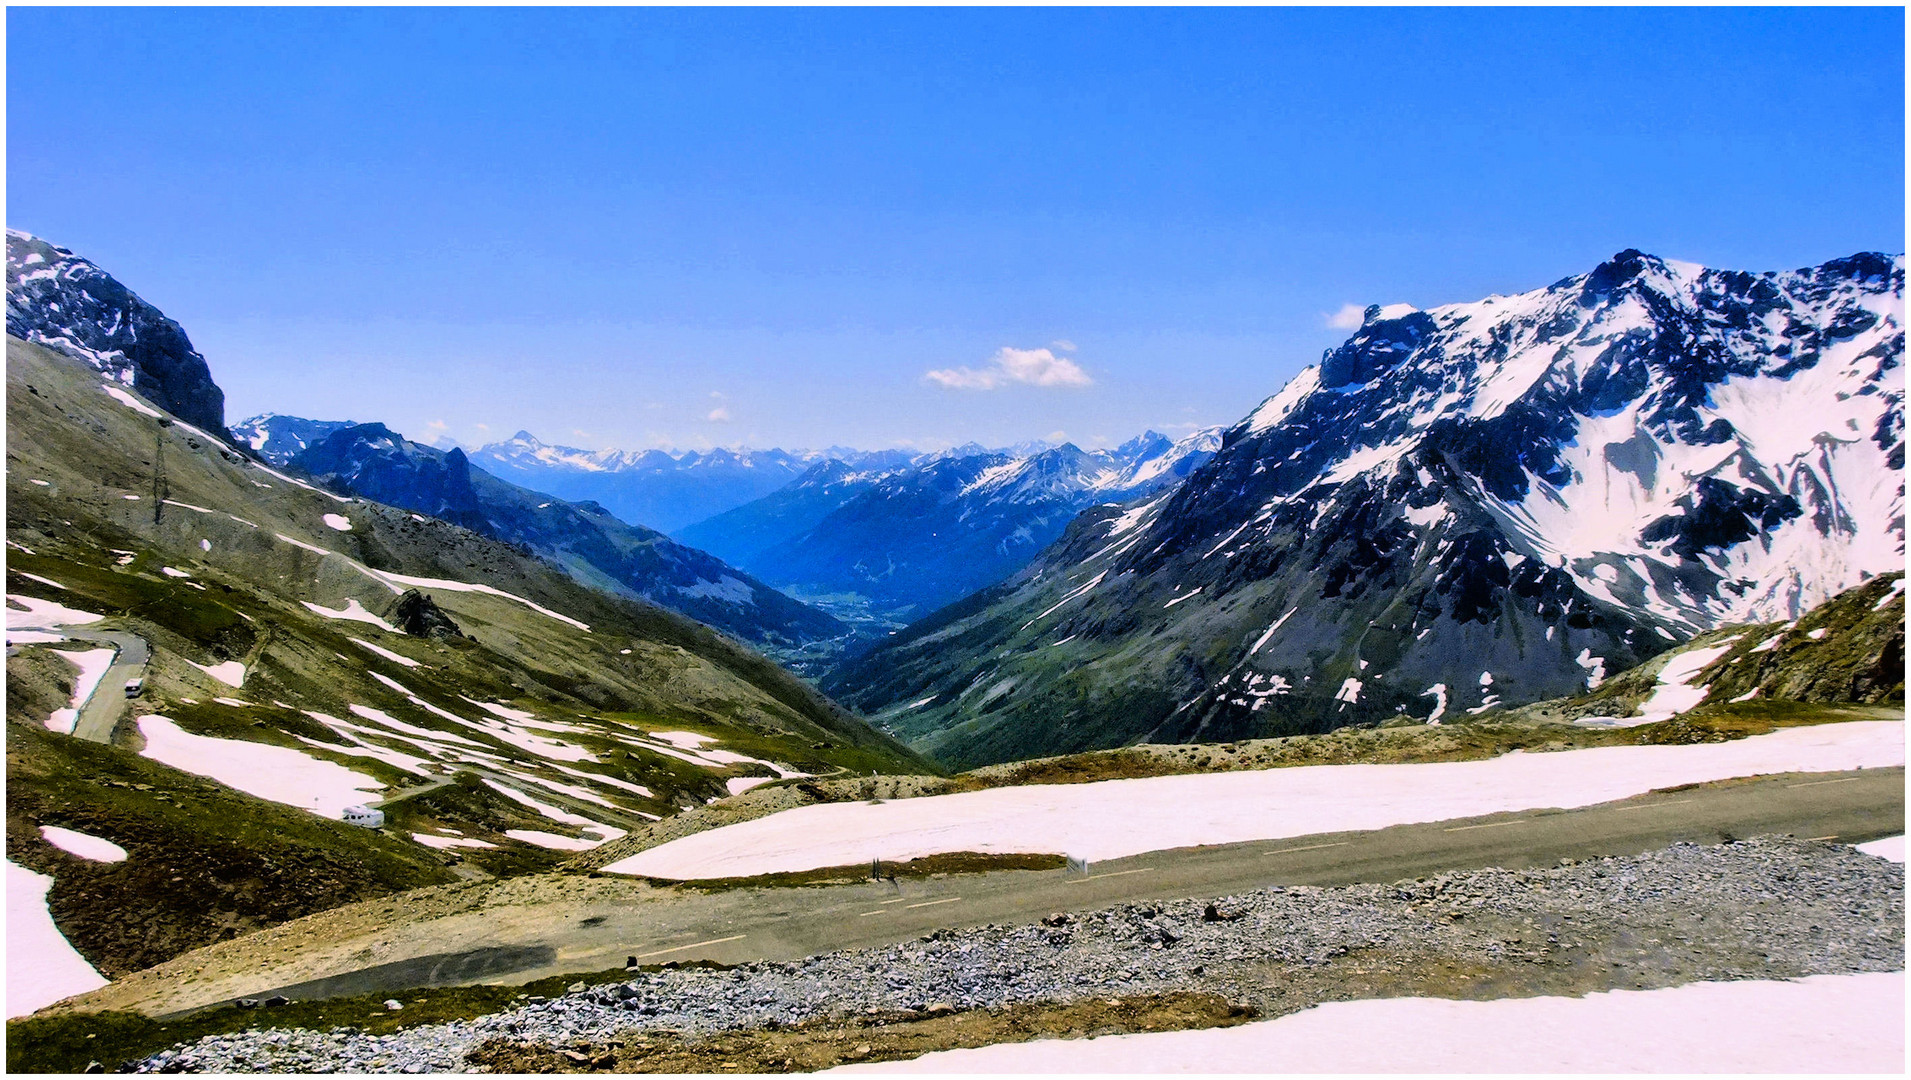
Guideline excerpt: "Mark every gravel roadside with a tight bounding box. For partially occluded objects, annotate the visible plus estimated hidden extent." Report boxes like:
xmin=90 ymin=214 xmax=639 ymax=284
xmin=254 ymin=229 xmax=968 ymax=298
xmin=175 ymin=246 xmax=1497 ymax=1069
xmin=131 ymin=837 xmax=1904 ymax=1073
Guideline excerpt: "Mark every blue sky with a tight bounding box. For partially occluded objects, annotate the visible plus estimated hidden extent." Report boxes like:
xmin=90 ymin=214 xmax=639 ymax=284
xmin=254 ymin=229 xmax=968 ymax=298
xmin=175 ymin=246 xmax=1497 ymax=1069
xmin=8 ymin=7 xmax=1904 ymax=453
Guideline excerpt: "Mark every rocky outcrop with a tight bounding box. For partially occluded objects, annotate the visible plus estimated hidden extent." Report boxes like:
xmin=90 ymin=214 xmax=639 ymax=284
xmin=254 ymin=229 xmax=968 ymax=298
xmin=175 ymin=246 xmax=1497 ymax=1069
xmin=6 ymin=230 xmax=228 ymax=436
xmin=386 ymin=589 xmax=465 ymax=640
xmin=1700 ymin=573 xmax=1905 ymax=706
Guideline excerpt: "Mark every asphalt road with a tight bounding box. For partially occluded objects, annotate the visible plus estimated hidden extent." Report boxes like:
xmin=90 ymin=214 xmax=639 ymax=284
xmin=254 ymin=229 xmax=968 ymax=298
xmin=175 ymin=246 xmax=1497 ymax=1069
xmin=15 ymin=626 xmax=149 ymax=744
xmin=197 ymin=764 xmax=1902 ymax=1012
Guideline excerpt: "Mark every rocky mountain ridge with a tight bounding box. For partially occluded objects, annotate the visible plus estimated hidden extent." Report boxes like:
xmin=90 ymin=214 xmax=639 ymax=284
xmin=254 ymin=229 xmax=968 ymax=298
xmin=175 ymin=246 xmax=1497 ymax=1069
xmin=228 ymin=414 xmax=356 ymax=465
xmin=6 ymin=230 xmax=227 ymax=435
xmin=283 ymin=421 xmax=848 ymax=658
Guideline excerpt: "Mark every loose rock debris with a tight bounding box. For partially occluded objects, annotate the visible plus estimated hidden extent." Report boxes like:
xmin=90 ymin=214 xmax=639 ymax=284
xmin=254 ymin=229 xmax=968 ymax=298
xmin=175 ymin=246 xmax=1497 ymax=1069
xmin=128 ymin=838 xmax=1904 ymax=1073
xmin=466 ymin=993 xmax=1256 ymax=1073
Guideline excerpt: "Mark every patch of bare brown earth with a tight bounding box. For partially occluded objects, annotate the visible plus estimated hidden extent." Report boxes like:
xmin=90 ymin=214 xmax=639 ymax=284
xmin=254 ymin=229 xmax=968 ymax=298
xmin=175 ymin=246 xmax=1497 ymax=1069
xmin=464 ymin=992 xmax=1256 ymax=1073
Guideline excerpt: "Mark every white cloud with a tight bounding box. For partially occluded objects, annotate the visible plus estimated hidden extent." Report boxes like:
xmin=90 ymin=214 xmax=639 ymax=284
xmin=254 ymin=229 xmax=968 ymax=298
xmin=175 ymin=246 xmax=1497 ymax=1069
xmin=1325 ymin=304 xmax=1367 ymax=331
xmin=426 ymin=419 xmax=447 ymax=431
xmin=706 ymin=407 xmax=733 ymax=423
xmin=1050 ymin=339 xmax=1077 ymax=353
xmin=925 ymin=347 xmax=1092 ymax=391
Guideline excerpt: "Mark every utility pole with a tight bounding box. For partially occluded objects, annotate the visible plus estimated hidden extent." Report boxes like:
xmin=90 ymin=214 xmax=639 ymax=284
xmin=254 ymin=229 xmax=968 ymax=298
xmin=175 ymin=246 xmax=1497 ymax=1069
xmin=152 ymin=425 xmax=169 ymax=527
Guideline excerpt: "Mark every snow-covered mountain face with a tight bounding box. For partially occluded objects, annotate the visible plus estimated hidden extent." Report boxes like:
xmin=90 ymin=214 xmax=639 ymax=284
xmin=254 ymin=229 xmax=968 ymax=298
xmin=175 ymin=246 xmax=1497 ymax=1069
xmin=828 ymin=250 xmax=1903 ymax=769
xmin=6 ymin=229 xmax=228 ymax=435
xmin=1163 ymin=249 xmax=1902 ymax=633
xmin=230 ymin=414 xmax=357 ymax=465
xmin=284 ymin=421 xmax=848 ymax=657
xmin=467 ymin=432 xmax=904 ymax=534
xmin=738 ymin=429 xmax=1222 ymax=627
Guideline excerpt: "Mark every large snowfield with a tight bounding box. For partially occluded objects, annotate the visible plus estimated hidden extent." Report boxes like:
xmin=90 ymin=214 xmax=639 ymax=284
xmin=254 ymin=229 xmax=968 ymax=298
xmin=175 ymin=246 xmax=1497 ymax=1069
xmin=136 ymin=715 xmax=387 ymax=818
xmin=6 ymin=859 xmax=108 ymax=1018
xmin=830 ymin=971 xmax=1904 ymax=1074
xmin=605 ymin=721 xmax=1904 ymax=879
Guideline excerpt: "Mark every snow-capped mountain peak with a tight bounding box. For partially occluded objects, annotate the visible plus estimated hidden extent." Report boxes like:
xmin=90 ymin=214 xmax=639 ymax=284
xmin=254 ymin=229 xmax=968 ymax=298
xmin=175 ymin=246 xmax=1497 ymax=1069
xmin=230 ymin=414 xmax=359 ymax=464
xmin=827 ymin=249 xmax=1904 ymax=768
xmin=1197 ymin=248 xmax=1905 ymax=637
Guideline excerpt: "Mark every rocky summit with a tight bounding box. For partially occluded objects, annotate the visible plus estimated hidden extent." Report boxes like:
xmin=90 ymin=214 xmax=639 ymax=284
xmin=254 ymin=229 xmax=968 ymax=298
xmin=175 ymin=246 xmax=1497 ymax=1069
xmin=830 ymin=250 xmax=1905 ymax=767
xmin=6 ymin=230 xmax=229 ymax=436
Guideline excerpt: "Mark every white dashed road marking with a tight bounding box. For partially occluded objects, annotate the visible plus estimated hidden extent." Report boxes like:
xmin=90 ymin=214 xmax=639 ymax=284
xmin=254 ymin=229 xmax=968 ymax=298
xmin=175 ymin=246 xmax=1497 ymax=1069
xmin=1264 ymin=842 xmax=1349 ymax=855
xmin=1445 ymin=820 xmax=1525 ymax=832
xmin=634 ymin=934 xmax=745 ymax=958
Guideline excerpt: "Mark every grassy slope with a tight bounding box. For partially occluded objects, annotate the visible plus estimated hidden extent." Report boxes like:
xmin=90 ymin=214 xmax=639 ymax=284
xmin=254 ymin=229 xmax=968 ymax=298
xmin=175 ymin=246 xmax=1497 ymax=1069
xmin=1504 ymin=571 xmax=1905 ymax=725
xmin=6 ymin=335 xmax=931 ymax=986
xmin=5 ymin=701 xmax=464 ymax=978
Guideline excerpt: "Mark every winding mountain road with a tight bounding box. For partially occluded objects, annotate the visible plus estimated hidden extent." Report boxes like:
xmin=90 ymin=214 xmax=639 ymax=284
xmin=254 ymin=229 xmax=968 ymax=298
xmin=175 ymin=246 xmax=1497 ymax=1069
xmin=12 ymin=625 xmax=150 ymax=744
xmin=64 ymin=629 xmax=150 ymax=743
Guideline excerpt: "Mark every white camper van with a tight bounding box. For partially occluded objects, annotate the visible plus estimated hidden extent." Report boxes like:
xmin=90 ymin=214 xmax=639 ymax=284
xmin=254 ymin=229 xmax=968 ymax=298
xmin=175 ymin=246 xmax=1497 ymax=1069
xmin=341 ymin=805 xmax=385 ymax=829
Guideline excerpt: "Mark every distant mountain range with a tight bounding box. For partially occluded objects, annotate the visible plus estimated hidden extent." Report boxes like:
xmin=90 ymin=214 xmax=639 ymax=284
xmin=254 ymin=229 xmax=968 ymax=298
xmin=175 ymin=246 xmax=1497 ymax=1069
xmin=466 ymin=432 xmax=906 ymax=534
xmin=245 ymin=417 xmax=1224 ymax=634
xmin=268 ymin=419 xmax=850 ymax=658
xmin=829 ymin=249 xmax=1905 ymax=767
xmin=702 ymin=430 xmax=1221 ymax=626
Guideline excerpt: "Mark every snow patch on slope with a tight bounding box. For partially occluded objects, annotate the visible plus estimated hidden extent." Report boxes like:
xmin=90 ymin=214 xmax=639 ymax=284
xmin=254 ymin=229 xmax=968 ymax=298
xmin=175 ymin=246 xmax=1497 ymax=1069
xmin=605 ymin=721 xmax=1903 ymax=879
xmin=39 ymin=826 xmax=128 ymax=863
xmin=6 ymin=860 xmax=108 ymax=1017
xmin=137 ymin=715 xmax=386 ymax=818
